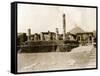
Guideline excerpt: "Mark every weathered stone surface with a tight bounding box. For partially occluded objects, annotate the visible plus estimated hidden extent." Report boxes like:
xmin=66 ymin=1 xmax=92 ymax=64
xmin=17 ymin=45 xmax=96 ymax=72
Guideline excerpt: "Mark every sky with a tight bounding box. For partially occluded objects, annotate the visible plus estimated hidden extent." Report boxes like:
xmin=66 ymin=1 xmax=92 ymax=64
xmin=18 ymin=4 xmax=96 ymax=34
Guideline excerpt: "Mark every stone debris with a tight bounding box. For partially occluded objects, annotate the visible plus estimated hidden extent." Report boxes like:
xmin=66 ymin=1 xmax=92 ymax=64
xmin=17 ymin=45 xmax=96 ymax=72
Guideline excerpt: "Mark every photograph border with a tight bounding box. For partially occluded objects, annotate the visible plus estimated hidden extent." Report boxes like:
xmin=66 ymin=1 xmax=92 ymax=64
xmin=11 ymin=1 xmax=98 ymax=74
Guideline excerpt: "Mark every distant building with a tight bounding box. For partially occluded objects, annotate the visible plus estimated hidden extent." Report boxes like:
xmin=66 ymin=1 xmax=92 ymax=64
xmin=76 ymin=32 xmax=94 ymax=45
xmin=41 ymin=31 xmax=56 ymax=41
xmin=27 ymin=31 xmax=56 ymax=41
xmin=67 ymin=32 xmax=76 ymax=40
xmin=17 ymin=33 xmax=27 ymax=45
xmin=69 ymin=26 xmax=96 ymax=45
xmin=34 ymin=33 xmax=40 ymax=41
xmin=29 ymin=33 xmax=40 ymax=41
xmin=24 ymin=14 xmax=96 ymax=46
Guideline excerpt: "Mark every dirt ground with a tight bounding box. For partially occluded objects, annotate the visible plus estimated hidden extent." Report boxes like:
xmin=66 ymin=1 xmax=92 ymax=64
xmin=17 ymin=45 xmax=96 ymax=73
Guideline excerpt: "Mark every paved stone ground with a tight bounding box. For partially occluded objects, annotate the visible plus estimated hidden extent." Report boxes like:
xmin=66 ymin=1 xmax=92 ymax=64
xmin=17 ymin=45 xmax=96 ymax=73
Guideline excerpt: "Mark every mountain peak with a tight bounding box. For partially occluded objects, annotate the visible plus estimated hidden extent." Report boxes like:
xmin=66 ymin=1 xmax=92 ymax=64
xmin=69 ymin=26 xmax=85 ymax=34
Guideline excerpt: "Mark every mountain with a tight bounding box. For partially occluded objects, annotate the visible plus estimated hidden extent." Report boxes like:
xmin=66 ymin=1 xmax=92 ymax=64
xmin=69 ymin=26 xmax=85 ymax=34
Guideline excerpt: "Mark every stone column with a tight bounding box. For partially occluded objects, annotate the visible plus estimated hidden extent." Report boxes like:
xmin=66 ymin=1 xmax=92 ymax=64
xmin=48 ymin=31 xmax=51 ymax=40
xmin=56 ymin=28 xmax=59 ymax=40
xmin=63 ymin=14 xmax=66 ymax=40
xmin=88 ymin=34 xmax=91 ymax=45
xmin=88 ymin=34 xmax=92 ymax=44
xmin=92 ymin=37 xmax=94 ymax=45
xmin=28 ymin=29 xmax=31 ymax=41
xmin=40 ymin=32 xmax=43 ymax=41
xmin=80 ymin=35 xmax=82 ymax=43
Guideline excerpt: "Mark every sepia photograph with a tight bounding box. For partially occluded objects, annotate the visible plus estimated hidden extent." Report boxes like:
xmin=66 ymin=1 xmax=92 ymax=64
xmin=16 ymin=2 xmax=97 ymax=73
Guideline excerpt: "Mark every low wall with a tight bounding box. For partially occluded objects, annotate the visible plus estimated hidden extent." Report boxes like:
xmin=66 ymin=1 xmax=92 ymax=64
xmin=18 ymin=40 xmax=79 ymax=53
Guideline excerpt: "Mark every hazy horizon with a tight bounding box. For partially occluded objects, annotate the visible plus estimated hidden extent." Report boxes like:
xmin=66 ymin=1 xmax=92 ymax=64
xmin=18 ymin=4 xmax=96 ymax=34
